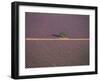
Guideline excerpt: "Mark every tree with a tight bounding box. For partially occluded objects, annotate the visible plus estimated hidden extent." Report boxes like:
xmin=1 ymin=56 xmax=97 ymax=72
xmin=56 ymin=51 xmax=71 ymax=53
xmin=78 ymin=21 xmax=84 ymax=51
xmin=59 ymin=32 xmax=68 ymax=38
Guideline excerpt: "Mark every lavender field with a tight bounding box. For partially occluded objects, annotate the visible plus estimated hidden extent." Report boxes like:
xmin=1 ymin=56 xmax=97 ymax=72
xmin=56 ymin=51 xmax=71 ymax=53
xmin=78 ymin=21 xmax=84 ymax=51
xmin=25 ymin=40 xmax=89 ymax=68
xmin=25 ymin=12 xmax=89 ymax=68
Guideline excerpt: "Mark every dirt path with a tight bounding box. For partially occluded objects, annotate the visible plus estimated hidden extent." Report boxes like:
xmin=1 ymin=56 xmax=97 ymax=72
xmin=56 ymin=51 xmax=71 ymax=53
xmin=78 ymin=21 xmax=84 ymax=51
xmin=26 ymin=38 xmax=89 ymax=40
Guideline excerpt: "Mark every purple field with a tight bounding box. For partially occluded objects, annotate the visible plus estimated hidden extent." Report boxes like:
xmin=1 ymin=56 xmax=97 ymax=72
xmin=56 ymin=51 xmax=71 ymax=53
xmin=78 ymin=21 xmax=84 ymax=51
xmin=25 ymin=40 xmax=89 ymax=68
xmin=25 ymin=12 xmax=89 ymax=68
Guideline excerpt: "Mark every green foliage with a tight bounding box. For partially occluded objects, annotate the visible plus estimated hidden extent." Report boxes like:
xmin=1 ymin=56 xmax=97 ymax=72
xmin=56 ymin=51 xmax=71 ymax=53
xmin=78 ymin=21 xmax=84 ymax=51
xmin=59 ymin=32 xmax=68 ymax=37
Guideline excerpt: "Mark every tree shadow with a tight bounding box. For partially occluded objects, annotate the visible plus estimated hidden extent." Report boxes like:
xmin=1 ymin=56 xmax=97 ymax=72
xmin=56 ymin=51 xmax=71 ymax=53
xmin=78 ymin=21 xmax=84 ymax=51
xmin=52 ymin=34 xmax=60 ymax=37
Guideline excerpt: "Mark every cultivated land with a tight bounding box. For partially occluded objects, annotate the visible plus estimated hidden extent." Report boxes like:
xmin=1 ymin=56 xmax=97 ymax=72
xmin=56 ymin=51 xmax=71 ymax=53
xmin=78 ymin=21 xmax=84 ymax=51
xmin=25 ymin=39 xmax=89 ymax=68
